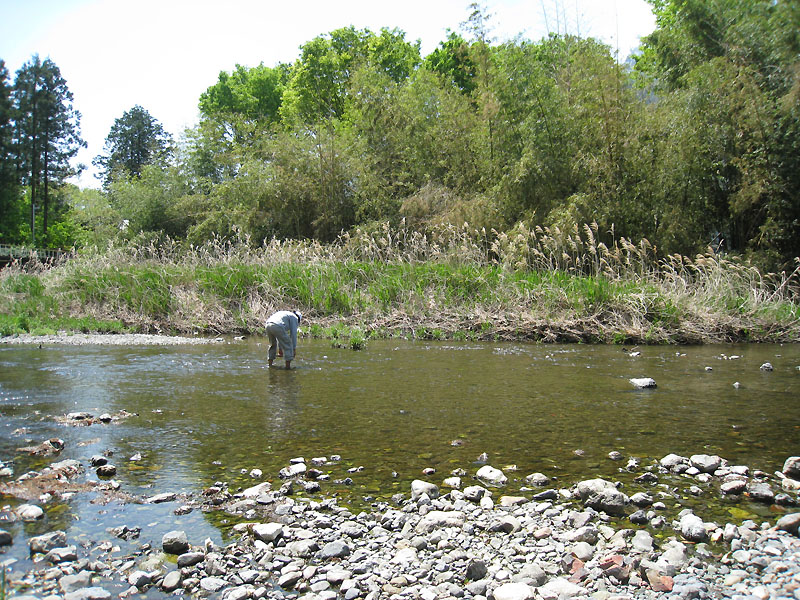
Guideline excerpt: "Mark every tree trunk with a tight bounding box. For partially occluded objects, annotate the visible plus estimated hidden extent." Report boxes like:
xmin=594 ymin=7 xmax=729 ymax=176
xmin=42 ymin=120 xmax=50 ymax=244
xmin=30 ymin=114 xmax=37 ymax=246
xmin=43 ymin=123 xmax=49 ymax=239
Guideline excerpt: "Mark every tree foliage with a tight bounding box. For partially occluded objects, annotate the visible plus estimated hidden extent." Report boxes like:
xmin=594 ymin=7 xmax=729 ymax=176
xmin=11 ymin=55 xmax=84 ymax=245
xmin=94 ymin=105 xmax=173 ymax=189
xmin=0 ymin=60 xmax=22 ymax=243
xmin=199 ymin=63 xmax=289 ymax=124
xmin=14 ymin=3 xmax=797 ymax=269
xmin=636 ymin=0 xmax=800 ymax=262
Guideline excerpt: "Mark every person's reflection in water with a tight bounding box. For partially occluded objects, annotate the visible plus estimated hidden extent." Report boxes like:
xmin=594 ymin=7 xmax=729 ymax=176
xmin=262 ymin=366 xmax=302 ymax=436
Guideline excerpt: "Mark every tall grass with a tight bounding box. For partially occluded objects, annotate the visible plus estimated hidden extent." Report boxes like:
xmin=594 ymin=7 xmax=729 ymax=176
xmin=1 ymin=223 xmax=798 ymax=343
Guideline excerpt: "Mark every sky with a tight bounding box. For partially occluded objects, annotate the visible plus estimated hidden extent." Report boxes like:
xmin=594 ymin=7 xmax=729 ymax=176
xmin=1 ymin=0 xmax=656 ymax=189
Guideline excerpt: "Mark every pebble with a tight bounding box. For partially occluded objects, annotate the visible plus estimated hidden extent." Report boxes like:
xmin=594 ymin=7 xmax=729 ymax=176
xmin=1 ymin=451 xmax=799 ymax=600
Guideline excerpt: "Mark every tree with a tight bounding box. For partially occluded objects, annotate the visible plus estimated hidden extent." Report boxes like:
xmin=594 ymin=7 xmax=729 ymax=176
xmin=13 ymin=55 xmax=84 ymax=245
xmin=108 ymin=164 xmax=189 ymax=239
xmin=0 ymin=60 xmax=23 ymax=243
xmin=637 ymin=0 xmax=800 ymax=264
xmin=422 ymin=31 xmax=477 ymax=94
xmin=93 ymin=105 xmax=173 ymax=189
xmin=199 ymin=63 xmax=289 ymax=123
xmin=280 ymin=26 xmax=420 ymax=125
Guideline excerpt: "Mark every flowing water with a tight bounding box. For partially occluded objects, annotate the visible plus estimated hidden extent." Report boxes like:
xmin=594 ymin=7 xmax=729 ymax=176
xmin=1 ymin=338 xmax=799 ymax=567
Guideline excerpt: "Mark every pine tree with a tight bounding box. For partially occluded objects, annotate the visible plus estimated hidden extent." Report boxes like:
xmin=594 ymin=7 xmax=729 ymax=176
xmin=13 ymin=55 xmax=84 ymax=245
xmin=0 ymin=60 xmax=22 ymax=243
xmin=93 ymin=105 xmax=174 ymax=189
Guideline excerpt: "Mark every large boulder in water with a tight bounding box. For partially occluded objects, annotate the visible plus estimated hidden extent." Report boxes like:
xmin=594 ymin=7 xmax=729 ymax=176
xmin=476 ymin=465 xmax=507 ymax=486
xmin=575 ymin=478 xmax=617 ymax=500
xmin=689 ymin=454 xmax=722 ymax=474
xmin=162 ymin=530 xmax=189 ymax=554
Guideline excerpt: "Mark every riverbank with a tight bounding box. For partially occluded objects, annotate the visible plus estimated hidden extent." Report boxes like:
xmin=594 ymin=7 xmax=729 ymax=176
xmin=2 ymin=444 xmax=800 ymax=600
xmin=1 ymin=228 xmax=799 ymax=346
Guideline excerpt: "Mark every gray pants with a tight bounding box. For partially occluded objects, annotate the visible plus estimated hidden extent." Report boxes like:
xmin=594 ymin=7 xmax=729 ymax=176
xmin=267 ymin=322 xmax=294 ymax=361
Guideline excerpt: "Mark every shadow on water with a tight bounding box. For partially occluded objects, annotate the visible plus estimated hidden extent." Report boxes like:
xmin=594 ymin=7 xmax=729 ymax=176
xmin=1 ymin=338 xmax=799 ymax=562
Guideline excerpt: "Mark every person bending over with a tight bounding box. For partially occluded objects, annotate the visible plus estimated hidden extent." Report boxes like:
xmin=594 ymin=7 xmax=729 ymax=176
xmin=266 ymin=310 xmax=301 ymax=369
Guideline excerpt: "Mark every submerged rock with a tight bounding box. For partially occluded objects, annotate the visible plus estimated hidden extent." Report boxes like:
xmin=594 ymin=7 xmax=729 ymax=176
xmin=29 ymin=530 xmax=67 ymax=553
xmin=747 ymin=481 xmax=775 ymax=503
xmin=16 ymin=438 xmax=64 ymax=456
xmin=525 ymin=472 xmax=549 ymax=486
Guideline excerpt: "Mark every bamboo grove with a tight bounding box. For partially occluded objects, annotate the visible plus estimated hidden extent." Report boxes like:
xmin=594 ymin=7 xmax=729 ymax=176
xmin=1 ymin=1 xmax=799 ymax=273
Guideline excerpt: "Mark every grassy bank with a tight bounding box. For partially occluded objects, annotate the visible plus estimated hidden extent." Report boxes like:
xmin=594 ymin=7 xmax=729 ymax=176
xmin=1 ymin=223 xmax=799 ymax=344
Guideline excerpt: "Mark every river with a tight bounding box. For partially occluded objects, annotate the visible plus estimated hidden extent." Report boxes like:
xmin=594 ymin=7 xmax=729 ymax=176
xmin=1 ymin=338 xmax=798 ymax=567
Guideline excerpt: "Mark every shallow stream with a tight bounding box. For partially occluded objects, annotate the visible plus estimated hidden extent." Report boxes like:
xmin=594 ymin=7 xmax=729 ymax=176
xmin=1 ymin=338 xmax=799 ymax=568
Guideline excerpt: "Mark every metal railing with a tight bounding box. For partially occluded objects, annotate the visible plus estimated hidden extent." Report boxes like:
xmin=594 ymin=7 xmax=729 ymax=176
xmin=0 ymin=244 xmax=67 ymax=267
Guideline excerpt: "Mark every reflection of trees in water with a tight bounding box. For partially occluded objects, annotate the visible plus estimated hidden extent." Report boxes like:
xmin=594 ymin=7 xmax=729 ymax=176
xmin=179 ymin=366 xmax=303 ymax=486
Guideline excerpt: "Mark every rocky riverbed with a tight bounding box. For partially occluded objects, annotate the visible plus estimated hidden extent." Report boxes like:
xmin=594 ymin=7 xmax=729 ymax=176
xmin=2 ymin=447 xmax=800 ymax=600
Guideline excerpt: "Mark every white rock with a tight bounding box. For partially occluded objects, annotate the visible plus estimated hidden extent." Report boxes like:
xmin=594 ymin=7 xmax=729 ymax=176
xmin=689 ymin=454 xmax=722 ymax=473
xmin=200 ymin=577 xmax=229 ymax=593
xmin=476 ymin=465 xmax=507 ymax=486
xmin=629 ymin=377 xmax=657 ymax=389
xmin=241 ymin=482 xmax=272 ymax=498
xmin=128 ymin=570 xmax=152 ymax=588
xmin=575 ymin=478 xmax=616 ymax=500
xmin=391 ymin=547 xmax=418 ymax=564
xmin=538 ymin=577 xmax=587 ymax=599
xmin=493 ymin=582 xmax=535 ymax=600
xmin=660 ymin=453 xmax=688 ymax=469
xmin=570 ymin=541 xmax=594 ymax=561
xmin=16 ymin=504 xmax=44 ymax=521
xmin=64 ymin=586 xmax=112 ymax=600
xmin=411 ymin=479 xmax=440 ymax=500
xmin=253 ymin=523 xmax=283 ymax=543
xmin=679 ymin=513 xmax=708 ymax=542
xmin=283 ymin=463 xmax=306 ymax=477
xmin=415 ymin=510 xmax=465 ymax=533
xmin=463 ymin=485 xmax=488 ymax=502
xmin=59 ymin=571 xmax=92 ymax=593
xmin=721 ymin=480 xmax=747 ymax=495
xmin=631 ymin=530 xmax=654 ymax=553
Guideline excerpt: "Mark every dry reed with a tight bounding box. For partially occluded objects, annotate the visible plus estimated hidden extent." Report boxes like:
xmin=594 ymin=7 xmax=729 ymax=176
xmin=2 ymin=222 xmax=798 ymax=343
